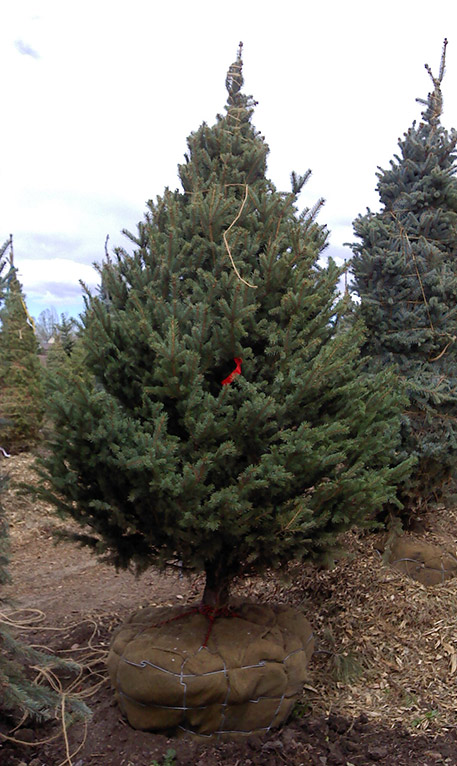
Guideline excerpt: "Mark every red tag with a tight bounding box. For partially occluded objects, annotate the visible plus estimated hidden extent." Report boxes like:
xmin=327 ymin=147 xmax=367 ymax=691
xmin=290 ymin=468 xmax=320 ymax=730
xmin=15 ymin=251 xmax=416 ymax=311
xmin=221 ymin=357 xmax=242 ymax=386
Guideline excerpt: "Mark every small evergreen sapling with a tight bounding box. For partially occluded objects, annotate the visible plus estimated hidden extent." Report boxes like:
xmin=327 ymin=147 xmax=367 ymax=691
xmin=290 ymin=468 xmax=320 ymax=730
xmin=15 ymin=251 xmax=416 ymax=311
xmin=39 ymin=47 xmax=408 ymax=607
xmin=350 ymin=39 xmax=457 ymax=514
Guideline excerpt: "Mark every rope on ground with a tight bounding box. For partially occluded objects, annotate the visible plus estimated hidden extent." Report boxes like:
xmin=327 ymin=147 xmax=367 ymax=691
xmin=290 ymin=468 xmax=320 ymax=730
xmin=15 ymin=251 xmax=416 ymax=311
xmin=0 ymin=612 xmax=110 ymax=764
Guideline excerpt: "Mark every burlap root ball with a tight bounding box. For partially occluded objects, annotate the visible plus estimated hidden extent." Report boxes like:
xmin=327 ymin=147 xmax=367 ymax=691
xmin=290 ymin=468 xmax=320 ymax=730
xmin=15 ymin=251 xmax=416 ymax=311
xmin=386 ymin=535 xmax=457 ymax=586
xmin=107 ymin=602 xmax=314 ymax=738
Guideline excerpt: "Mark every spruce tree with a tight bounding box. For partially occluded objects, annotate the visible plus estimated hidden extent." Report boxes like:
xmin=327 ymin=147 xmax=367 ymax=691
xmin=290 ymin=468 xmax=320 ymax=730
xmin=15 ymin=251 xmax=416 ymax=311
xmin=0 ymin=243 xmax=89 ymax=724
xmin=0 ymin=239 xmax=13 ymax=626
xmin=350 ymin=39 xmax=457 ymax=515
xmin=38 ymin=46 xmax=408 ymax=607
xmin=56 ymin=313 xmax=78 ymax=356
xmin=0 ymin=270 xmax=44 ymax=450
xmin=43 ymin=318 xmax=85 ymax=400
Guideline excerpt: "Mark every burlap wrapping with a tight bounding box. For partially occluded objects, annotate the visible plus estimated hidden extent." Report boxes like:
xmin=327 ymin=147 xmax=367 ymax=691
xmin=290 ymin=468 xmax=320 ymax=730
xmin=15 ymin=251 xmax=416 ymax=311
xmin=386 ymin=535 xmax=457 ymax=586
xmin=107 ymin=602 xmax=314 ymax=738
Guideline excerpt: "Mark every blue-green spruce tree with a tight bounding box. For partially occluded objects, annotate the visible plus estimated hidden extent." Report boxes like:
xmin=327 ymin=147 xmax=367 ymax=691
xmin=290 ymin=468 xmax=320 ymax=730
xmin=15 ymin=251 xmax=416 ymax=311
xmin=351 ymin=39 xmax=457 ymax=516
xmin=39 ymin=47 xmax=408 ymax=607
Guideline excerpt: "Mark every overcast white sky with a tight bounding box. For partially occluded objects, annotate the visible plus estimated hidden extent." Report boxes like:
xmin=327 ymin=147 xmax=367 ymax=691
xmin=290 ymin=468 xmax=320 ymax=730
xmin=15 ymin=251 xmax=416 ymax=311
xmin=1 ymin=1 xmax=457 ymax=320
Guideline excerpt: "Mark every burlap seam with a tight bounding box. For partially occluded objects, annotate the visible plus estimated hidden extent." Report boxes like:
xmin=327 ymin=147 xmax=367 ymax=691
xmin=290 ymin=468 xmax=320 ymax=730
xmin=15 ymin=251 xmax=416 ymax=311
xmin=117 ymin=689 xmax=294 ymax=710
xmin=121 ymin=658 xmax=267 ymax=676
xmin=119 ymin=642 xmax=311 ymax=679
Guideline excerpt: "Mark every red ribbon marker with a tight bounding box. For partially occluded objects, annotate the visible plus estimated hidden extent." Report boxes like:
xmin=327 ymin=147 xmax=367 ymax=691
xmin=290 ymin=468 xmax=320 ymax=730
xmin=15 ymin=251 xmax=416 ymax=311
xmin=221 ymin=357 xmax=242 ymax=386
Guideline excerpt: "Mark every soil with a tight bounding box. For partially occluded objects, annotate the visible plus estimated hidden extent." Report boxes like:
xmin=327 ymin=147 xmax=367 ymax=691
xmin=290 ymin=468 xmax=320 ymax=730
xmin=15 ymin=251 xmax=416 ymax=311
xmin=1 ymin=453 xmax=457 ymax=766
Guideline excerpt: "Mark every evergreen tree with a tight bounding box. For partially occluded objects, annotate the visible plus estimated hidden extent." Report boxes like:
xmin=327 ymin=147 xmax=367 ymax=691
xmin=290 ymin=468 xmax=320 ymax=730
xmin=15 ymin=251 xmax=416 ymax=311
xmin=38 ymin=46 xmax=409 ymax=607
xmin=0 ymin=243 xmax=89 ymax=724
xmin=43 ymin=319 xmax=86 ymax=400
xmin=0 ymin=271 xmax=44 ymax=450
xmin=350 ymin=39 xmax=457 ymax=515
xmin=0 ymin=238 xmax=13 ymax=624
xmin=0 ymin=238 xmax=13 ymax=294
xmin=56 ymin=312 xmax=78 ymax=356
xmin=42 ymin=337 xmax=68 ymax=399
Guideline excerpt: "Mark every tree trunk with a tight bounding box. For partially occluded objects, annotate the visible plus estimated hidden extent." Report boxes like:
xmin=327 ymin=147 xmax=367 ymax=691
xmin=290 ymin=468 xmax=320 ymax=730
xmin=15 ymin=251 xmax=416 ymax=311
xmin=202 ymin=562 xmax=231 ymax=608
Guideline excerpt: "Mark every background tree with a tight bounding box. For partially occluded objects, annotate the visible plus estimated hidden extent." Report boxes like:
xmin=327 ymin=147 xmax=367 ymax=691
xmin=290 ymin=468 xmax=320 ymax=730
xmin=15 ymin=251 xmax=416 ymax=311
xmin=35 ymin=309 xmax=77 ymax=354
xmin=43 ymin=316 xmax=86 ymax=400
xmin=0 ymin=241 xmax=88 ymax=724
xmin=0 ymin=238 xmax=14 ymax=616
xmin=350 ymin=39 xmax=457 ymax=516
xmin=0 ymin=237 xmax=15 ymax=453
xmin=0 ymin=238 xmax=13 ymax=291
xmin=0 ymin=271 xmax=44 ymax=451
xmin=38 ymin=46 xmax=409 ymax=608
xmin=56 ymin=312 xmax=78 ymax=356
xmin=34 ymin=306 xmax=59 ymax=348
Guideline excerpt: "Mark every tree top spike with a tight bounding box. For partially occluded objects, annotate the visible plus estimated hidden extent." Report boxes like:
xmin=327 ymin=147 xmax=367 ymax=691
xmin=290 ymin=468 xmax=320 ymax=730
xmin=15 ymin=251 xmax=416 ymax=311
xmin=439 ymin=38 xmax=448 ymax=82
xmin=417 ymin=39 xmax=448 ymax=126
xmin=424 ymin=37 xmax=448 ymax=89
xmin=225 ymin=42 xmax=244 ymax=98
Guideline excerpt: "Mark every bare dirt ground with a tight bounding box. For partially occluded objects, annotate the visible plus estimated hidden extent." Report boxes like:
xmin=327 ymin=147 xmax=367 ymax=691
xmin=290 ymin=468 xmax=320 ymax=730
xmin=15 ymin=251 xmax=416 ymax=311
xmin=2 ymin=453 xmax=457 ymax=765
